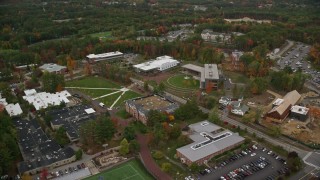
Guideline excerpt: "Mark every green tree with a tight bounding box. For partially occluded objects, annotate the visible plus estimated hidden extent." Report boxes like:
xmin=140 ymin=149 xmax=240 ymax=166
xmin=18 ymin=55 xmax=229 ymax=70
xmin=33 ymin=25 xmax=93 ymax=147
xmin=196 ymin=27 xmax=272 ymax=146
xmin=168 ymin=124 xmax=181 ymax=139
xmin=152 ymin=150 xmax=164 ymax=160
xmin=95 ymin=116 xmax=116 ymax=144
xmin=119 ymin=138 xmax=129 ymax=155
xmin=189 ymin=162 xmax=200 ymax=173
xmin=174 ymin=100 xmax=202 ymax=120
xmin=75 ymin=149 xmax=83 ymax=160
xmin=123 ymin=126 xmax=136 ymax=141
xmin=41 ymin=72 xmax=65 ymax=93
xmin=287 ymin=151 xmax=303 ymax=173
xmin=147 ymin=110 xmax=166 ymax=127
xmin=54 ymin=127 xmax=69 ymax=146
xmin=209 ymin=107 xmax=221 ymax=124
xmin=129 ymin=139 xmax=140 ymax=154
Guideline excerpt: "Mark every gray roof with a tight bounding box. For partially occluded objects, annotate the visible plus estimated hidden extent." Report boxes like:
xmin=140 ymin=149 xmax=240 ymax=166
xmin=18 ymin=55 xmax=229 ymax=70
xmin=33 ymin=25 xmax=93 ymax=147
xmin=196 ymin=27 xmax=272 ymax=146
xmin=182 ymin=64 xmax=204 ymax=73
xmin=39 ymin=63 xmax=66 ymax=73
xmin=204 ymin=64 xmax=219 ymax=80
xmin=177 ymin=120 xmax=245 ymax=162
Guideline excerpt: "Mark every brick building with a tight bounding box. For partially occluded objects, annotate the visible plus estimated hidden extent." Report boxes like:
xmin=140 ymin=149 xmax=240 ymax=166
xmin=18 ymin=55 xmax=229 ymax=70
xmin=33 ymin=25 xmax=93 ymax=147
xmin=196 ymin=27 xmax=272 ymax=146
xmin=125 ymin=94 xmax=179 ymax=124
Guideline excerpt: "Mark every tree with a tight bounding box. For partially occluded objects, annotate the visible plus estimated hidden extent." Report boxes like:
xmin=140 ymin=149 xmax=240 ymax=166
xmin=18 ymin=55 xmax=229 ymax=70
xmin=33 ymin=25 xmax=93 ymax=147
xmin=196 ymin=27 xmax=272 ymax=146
xmin=54 ymin=127 xmax=69 ymax=146
xmin=147 ymin=110 xmax=166 ymax=127
xmin=189 ymin=162 xmax=200 ymax=173
xmin=174 ymin=100 xmax=202 ymax=120
xmin=152 ymin=150 xmax=164 ymax=160
xmin=41 ymin=72 xmax=65 ymax=93
xmin=287 ymin=151 xmax=303 ymax=173
xmin=123 ymin=126 xmax=136 ymax=141
xmin=168 ymin=124 xmax=181 ymax=139
xmin=309 ymin=43 xmax=320 ymax=65
xmin=66 ymin=55 xmax=76 ymax=79
xmin=208 ymin=107 xmax=221 ymax=124
xmin=75 ymin=149 xmax=83 ymax=160
xmin=95 ymin=116 xmax=116 ymax=144
xmin=129 ymin=139 xmax=140 ymax=153
xmin=269 ymin=126 xmax=282 ymax=137
xmin=119 ymin=138 xmax=129 ymax=155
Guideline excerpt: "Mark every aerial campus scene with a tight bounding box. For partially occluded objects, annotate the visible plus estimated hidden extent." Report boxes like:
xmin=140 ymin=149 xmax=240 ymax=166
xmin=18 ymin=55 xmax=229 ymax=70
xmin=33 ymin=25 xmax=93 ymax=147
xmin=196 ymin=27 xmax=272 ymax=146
xmin=0 ymin=0 xmax=320 ymax=180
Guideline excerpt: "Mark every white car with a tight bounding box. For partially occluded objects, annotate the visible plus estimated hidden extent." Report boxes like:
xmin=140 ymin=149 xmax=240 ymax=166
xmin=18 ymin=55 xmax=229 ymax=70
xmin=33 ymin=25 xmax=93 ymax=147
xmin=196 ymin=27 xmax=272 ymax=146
xmin=268 ymin=151 xmax=273 ymax=155
xmin=251 ymin=153 xmax=256 ymax=157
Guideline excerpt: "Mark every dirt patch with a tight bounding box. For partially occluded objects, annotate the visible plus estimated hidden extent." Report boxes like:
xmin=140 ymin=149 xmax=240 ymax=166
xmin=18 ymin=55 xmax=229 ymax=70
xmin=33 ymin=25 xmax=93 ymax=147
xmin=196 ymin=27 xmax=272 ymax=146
xmin=281 ymin=119 xmax=320 ymax=144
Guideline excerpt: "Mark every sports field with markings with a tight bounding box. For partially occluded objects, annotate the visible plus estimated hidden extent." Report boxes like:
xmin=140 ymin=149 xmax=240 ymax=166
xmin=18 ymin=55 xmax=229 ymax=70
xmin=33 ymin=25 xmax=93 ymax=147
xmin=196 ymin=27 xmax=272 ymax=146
xmin=85 ymin=159 xmax=154 ymax=180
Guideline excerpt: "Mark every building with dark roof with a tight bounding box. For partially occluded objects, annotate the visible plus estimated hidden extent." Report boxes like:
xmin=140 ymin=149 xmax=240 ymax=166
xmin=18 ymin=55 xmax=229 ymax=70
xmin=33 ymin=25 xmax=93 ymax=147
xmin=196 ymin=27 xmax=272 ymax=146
xmin=125 ymin=94 xmax=179 ymax=124
xmin=176 ymin=120 xmax=245 ymax=165
xmin=49 ymin=104 xmax=96 ymax=142
xmin=14 ymin=119 xmax=75 ymax=175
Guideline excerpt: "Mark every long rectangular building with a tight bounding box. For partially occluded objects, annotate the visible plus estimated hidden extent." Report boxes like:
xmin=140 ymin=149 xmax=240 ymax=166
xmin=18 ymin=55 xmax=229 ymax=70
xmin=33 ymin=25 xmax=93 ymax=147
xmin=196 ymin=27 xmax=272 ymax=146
xmin=86 ymin=51 xmax=123 ymax=63
xmin=133 ymin=55 xmax=179 ymax=73
xmin=176 ymin=120 xmax=244 ymax=166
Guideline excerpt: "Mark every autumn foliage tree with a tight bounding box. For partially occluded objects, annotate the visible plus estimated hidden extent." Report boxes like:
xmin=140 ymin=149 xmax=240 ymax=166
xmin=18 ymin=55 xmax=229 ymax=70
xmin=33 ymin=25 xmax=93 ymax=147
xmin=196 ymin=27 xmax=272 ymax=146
xmin=309 ymin=43 xmax=320 ymax=65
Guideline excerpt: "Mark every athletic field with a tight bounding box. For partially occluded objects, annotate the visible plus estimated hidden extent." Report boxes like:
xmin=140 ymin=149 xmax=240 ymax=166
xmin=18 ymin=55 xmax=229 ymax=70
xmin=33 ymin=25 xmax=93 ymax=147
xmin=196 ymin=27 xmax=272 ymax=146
xmin=85 ymin=160 xmax=154 ymax=180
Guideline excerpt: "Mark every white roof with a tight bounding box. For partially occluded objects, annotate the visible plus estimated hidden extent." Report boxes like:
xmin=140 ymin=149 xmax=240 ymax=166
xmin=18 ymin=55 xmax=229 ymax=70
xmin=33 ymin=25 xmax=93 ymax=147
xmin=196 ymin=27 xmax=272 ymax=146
xmin=85 ymin=108 xmax=95 ymax=114
xmin=24 ymin=89 xmax=37 ymax=96
xmin=273 ymin=98 xmax=284 ymax=106
xmin=134 ymin=55 xmax=179 ymax=71
xmin=0 ymin=98 xmax=8 ymax=106
xmin=23 ymin=90 xmax=71 ymax=110
xmin=39 ymin=63 xmax=66 ymax=73
xmin=291 ymin=105 xmax=309 ymax=115
xmin=86 ymin=51 xmax=123 ymax=59
xmin=5 ymin=103 xmax=23 ymax=117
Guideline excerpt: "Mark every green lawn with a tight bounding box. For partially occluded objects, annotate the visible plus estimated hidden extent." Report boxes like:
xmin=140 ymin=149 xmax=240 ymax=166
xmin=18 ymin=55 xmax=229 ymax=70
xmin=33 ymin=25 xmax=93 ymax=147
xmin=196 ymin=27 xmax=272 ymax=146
xmin=66 ymin=77 xmax=121 ymax=89
xmin=66 ymin=77 xmax=141 ymax=108
xmin=89 ymin=31 xmax=112 ymax=39
xmin=115 ymin=108 xmax=130 ymax=119
xmin=167 ymin=74 xmax=199 ymax=89
xmin=85 ymin=159 xmax=154 ymax=180
xmin=99 ymin=91 xmax=140 ymax=107
xmin=224 ymin=71 xmax=249 ymax=84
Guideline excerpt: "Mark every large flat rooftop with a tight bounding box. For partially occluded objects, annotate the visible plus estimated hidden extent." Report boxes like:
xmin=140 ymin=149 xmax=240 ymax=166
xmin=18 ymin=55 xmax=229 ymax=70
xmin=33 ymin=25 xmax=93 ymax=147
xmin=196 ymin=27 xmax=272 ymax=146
xmin=177 ymin=120 xmax=245 ymax=163
xmin=126 ymin=94 xmax=179 ymax=114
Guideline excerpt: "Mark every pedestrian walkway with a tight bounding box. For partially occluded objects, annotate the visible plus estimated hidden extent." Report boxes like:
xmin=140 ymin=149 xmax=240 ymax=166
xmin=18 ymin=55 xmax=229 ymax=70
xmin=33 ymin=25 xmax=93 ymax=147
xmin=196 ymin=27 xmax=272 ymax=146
xmin=137 ymin=134 xmax=172 ymax=180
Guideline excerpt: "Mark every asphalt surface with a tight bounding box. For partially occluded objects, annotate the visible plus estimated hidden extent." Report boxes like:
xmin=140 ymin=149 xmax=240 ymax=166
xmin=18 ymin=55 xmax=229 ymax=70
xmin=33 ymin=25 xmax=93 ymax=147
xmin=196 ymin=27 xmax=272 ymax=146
xmin=201 ymin=147 xmax=285 ymax=180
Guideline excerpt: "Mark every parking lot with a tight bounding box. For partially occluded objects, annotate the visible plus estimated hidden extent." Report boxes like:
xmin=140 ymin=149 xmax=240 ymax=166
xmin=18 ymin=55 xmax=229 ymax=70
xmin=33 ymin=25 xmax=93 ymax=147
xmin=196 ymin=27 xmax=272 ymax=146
xmin=198 ymin=145 xmax=287 ymax=180
xmin=277 ymin=42 xmax=320 ymax=89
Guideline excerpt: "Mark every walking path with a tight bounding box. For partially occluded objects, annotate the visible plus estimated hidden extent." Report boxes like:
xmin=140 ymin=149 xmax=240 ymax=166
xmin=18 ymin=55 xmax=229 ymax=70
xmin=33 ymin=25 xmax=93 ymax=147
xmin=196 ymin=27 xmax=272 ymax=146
xmin=137 ymin=134 xmax=172 ymax=180
xmin=65 ymin=86 xmax=130 ymax=110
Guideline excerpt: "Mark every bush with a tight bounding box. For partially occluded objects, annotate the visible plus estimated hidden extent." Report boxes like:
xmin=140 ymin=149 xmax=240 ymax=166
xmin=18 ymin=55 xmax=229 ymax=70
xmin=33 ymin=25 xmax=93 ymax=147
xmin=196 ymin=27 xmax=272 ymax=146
xmin=161 ymin=162 xmax=172 ymax=172
xmin=152 ymin=150 xmax=164 ymax=160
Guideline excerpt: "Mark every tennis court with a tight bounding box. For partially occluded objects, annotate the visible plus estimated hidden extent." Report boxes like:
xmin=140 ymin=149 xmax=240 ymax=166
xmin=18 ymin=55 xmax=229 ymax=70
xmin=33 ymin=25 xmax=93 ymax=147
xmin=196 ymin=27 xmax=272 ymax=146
xmin=85 ymin=159 xmax=154 ymax=180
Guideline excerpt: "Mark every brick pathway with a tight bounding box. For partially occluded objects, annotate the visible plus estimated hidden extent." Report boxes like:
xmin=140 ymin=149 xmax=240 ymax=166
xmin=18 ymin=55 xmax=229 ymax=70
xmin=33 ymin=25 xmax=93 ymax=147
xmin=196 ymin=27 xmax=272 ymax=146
xmin=137 ymin=134 xmax=172 ymax=180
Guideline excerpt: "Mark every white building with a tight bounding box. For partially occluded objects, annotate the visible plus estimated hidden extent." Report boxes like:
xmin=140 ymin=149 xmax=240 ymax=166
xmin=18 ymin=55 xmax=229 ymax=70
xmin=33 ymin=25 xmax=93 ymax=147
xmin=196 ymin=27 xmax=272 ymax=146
xmin=23 ymin=89 xmax=71 ymax=110
xmin=86 ymin=51 xmax=123 ymax=63
xmin=133 ymin=55 xmax=179 ymax=73
xmin=5 ymin=103 xmax=23 ymax=117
